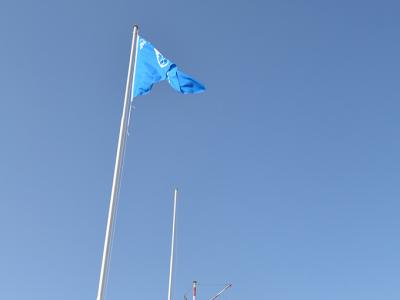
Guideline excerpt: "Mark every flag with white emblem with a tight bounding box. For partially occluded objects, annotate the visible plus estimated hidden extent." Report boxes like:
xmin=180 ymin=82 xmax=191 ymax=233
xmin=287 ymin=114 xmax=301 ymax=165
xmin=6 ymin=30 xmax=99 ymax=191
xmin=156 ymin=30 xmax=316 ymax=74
xmin=133 ymin=36 xmax=205 ymax=97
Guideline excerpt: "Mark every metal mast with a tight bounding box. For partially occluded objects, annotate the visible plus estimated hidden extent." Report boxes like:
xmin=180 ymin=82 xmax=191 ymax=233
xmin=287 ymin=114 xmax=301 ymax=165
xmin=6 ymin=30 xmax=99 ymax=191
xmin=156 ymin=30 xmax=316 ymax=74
xmin=168 ymin=189 xmax=179 ymax=300
xmin=96 ymin=25 xmax=139 ymax=300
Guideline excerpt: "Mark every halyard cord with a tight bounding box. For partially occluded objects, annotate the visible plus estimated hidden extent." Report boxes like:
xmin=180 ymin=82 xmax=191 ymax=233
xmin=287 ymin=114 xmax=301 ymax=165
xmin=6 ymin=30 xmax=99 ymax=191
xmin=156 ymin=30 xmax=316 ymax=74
xmin=127 ymin=101 xmax=135 ymax=136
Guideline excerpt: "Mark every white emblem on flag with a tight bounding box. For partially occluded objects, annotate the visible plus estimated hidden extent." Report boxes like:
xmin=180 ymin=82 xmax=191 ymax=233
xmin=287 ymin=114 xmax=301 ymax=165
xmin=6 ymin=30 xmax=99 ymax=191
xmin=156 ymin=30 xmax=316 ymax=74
xmin=154 ymin=48 xmax=169 ymax=68
xmin=139 ymin=39 xmax=147 ymax=50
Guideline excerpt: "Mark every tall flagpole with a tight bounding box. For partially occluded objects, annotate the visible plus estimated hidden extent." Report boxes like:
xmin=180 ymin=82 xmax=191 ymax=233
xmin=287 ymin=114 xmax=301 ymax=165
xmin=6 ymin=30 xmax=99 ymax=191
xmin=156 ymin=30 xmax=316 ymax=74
xmin=168 ymin=189 xmax=178 ymax=300
xmin=96 ymin=25 xmax=139 ymax=300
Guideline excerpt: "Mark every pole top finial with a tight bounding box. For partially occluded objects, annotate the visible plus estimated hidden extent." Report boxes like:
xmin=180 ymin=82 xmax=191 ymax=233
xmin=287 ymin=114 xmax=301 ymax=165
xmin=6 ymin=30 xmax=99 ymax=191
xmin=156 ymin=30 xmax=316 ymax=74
xmin=133 ymin=24 xmax=139 ymax=30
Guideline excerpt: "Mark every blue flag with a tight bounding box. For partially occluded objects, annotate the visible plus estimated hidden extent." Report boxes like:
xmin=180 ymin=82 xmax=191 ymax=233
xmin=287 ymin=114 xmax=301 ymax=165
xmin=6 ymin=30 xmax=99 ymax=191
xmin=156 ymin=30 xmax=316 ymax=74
xmin=133 ymin=36 xmax=205 ymax=97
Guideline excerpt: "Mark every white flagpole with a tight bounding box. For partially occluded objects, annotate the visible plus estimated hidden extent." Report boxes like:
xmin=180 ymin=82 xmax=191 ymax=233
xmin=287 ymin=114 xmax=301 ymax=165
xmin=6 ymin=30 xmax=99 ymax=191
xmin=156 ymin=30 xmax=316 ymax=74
xmin=96 ymin=25 xmax=139 ymax=300
xmin=168 ymin=189 xmax=178 ymax=300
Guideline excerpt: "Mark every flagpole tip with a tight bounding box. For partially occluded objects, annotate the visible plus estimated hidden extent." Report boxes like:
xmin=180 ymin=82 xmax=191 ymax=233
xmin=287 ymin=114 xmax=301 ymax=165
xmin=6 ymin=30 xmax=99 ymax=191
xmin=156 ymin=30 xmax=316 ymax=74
xmin=133 ymin=24 xmax=139 ymax=31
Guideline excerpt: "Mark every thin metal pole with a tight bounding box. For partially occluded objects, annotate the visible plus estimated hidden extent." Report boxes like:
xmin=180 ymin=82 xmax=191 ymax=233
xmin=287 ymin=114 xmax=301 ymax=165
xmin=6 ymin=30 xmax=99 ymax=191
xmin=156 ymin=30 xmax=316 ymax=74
xmin=96 ymin=25 xmax=139 ymax=300
xmin=168 ymin=189 xmax=179 ymax=300
xmin=193 ymin=281 xmax=197 ymax=300
xmin=208 ymin=284 xmax=232 ymax=300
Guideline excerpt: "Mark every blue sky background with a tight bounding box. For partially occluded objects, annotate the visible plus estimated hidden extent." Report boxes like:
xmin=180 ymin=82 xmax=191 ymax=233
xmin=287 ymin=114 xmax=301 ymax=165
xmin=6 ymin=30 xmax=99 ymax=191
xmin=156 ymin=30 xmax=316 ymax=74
xmin=1 ymin=0 xmax=400 ymax=299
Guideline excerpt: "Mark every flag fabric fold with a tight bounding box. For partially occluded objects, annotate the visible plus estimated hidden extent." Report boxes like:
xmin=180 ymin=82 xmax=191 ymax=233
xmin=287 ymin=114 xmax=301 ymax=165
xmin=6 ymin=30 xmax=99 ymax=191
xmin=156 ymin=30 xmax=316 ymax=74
xmin=133 ymin=36 xmax=205 ymax=98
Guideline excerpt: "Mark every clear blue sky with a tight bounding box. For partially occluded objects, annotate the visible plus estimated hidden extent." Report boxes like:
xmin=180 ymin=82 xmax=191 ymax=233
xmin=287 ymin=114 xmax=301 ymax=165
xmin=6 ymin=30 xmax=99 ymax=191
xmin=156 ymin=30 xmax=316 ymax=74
xmin=1 ymin=0 xmax=400 ymax=299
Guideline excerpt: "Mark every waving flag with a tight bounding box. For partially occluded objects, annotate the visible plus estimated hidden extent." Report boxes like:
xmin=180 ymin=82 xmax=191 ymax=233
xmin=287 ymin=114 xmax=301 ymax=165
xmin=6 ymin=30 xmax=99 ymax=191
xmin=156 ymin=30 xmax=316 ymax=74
xmin=133 ymin=36 xmax=205 ymax=97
